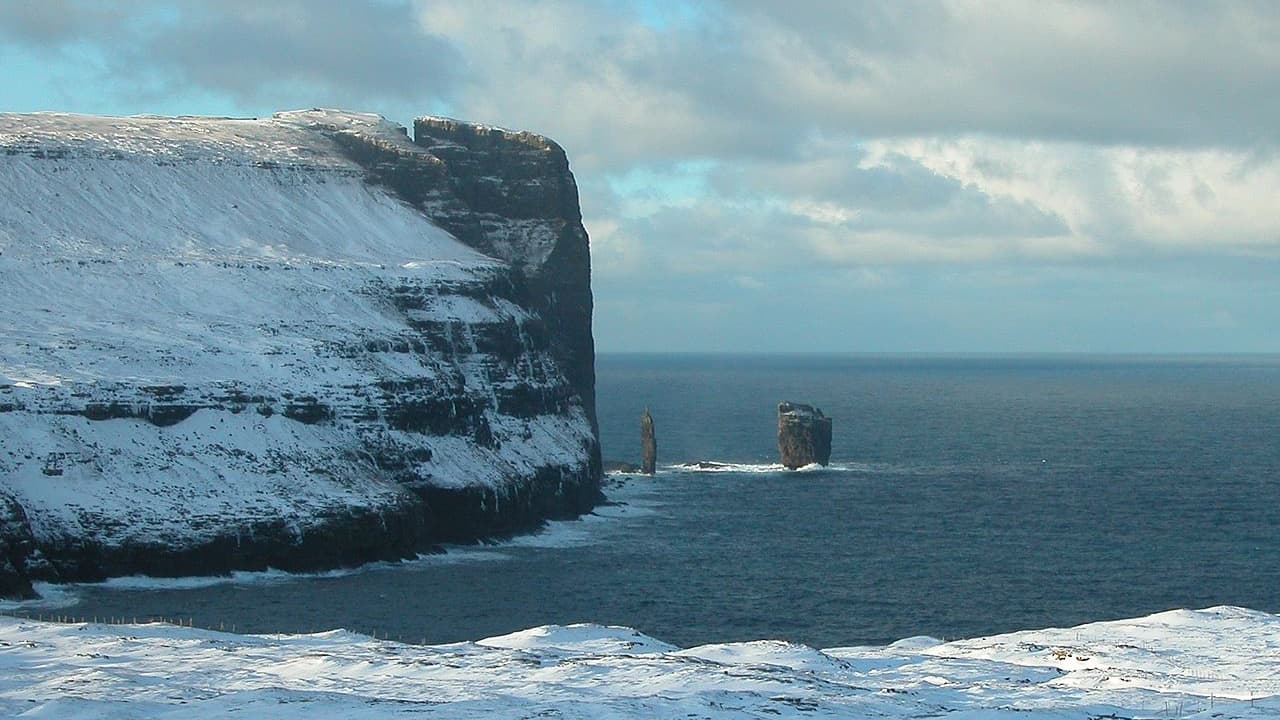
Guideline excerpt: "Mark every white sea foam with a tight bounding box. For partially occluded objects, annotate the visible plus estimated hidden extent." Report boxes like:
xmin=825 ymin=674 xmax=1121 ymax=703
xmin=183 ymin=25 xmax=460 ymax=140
xmin=498 ymin=521 xmax=598 ymax=549
xmin=2 ymin=466 xmax=659 ymax=610
xmin=0 ymin=548 xmax=521 ymax=610
xmin=80 ymin=555 xmax=519 ymax=593
xmin=590 ymin=499 xmax=660 ymax=520
xmin=671 ymin=461 xmax=785 ymax=473
xmin=3 ymin=492 xmax=653 ymax=608
xmin=0 ymin=582 xmax=81 ymax=611
xmin=499 ymin=499 xmax=660 ymax=549
xmin=669 ymin=460 xmax=872 ymax=474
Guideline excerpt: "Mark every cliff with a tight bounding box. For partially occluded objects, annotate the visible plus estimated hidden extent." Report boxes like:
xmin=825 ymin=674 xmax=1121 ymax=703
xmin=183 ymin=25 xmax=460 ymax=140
xmin=0 ymin=110 xmax=602 ymax=598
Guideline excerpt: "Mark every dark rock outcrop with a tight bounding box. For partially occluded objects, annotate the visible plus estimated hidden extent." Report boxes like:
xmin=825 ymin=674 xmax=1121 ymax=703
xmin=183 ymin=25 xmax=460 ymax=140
xmin=777 ymin=402 xmax=833 ymax=470
xmin=640 ymin=407 xmax=657 ymax=475
xmin=412 ymin=117 xmax=597 ymax=438
xmin=328 ymin=116 xmax=597 ymax=436
xmin=0 ymin=495 xmax=37 ymax=599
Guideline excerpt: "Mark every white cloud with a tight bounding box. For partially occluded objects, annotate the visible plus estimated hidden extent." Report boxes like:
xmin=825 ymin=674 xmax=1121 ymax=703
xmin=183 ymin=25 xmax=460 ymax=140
xmin=3 ymin=0 xmax=1279 ymax=350
xmin=879 ymin=138 xmax=1280 ymax=258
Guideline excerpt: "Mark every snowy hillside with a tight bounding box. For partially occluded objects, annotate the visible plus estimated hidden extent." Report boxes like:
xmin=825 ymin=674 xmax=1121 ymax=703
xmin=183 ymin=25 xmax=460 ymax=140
xmin=1 ymin=606 xmax=1275 ymax=718
xmin=0 ymin=110 xmax=601 ymax=595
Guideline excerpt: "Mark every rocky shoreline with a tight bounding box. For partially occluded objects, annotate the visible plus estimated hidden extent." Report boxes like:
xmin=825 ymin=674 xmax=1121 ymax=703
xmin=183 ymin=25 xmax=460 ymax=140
xmin=2 ymin=464 xmax=600 ymax=600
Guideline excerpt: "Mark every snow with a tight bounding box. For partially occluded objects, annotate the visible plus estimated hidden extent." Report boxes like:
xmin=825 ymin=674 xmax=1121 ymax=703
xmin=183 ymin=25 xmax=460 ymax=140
xmin=0 ymin=109 xmax=496 ymax=389
xmin=1 ymin=606 xmax=1276 ymax=718
xmin=0 ymin=109 xmax=422 ymax=170
xmin=0 ymin=411 xmax=407 ymax=545
xmin=0 ymin=145 xmax=491 ymax=389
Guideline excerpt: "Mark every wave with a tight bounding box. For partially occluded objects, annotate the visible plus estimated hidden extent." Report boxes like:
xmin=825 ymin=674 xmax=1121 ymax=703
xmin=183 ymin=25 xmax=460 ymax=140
xmin=0 ymin=582 xmax=81 ymax=611
xmin=77 ymin=515 xmax=652 ymax=590
xmin=2 ymin=494 xmax=662 ymax=607
xmin=502 ymin=495 xmax=662 ymax=549
xmin=88 ymin=549 xmax=517 ymax=592
xmin=661 ymin=460 xmax=1056 ymax=477
xmin=499 ymin=520 xmax=600 ymax=550
xmin=0 ymin=547 xmax=519 ymax=610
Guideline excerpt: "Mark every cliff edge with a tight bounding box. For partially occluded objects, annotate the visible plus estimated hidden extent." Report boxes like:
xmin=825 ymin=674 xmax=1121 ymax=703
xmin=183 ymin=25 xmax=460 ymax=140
xmin=0 ymin=110 xmax=602 ymax=598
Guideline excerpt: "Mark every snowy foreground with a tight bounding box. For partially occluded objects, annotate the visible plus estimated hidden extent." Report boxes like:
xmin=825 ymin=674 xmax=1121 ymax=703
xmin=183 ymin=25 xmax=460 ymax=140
xmin=2 ymin=606 xmax=1277 ymax=718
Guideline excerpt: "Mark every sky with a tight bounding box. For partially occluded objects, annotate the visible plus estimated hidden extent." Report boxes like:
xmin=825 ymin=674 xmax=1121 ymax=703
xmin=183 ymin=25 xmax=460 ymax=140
xmin=1 ymin=0 xmax=1277 ymax=353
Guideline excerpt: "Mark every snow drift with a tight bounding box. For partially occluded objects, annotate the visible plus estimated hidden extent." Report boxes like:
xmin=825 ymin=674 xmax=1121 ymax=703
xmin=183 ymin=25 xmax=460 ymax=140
xmin=1 ymin=605 xmax=1275 ymax=718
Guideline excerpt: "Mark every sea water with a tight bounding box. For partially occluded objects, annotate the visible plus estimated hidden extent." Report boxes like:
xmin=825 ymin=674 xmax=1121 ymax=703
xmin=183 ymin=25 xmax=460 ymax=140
xmin=43 ymin=354 xmax=1280 ymax=647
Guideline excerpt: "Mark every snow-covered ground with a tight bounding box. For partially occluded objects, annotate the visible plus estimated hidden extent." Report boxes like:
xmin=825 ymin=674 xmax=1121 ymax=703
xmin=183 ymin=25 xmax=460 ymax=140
xmin=1 ymin=606 xmax=1276 ymax=718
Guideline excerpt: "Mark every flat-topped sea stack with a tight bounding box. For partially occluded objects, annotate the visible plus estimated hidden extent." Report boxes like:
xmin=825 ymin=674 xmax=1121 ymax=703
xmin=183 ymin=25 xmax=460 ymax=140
xmin=777 ymin=402 xmax=833 ymax=469
xmin=0 ymin=109 xmax=602 ymax=597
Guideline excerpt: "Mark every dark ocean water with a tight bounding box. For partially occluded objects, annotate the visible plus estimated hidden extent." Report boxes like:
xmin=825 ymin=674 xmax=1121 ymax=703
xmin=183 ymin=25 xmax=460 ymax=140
xmin=54 ymin=354 xmax=1280 ymax=648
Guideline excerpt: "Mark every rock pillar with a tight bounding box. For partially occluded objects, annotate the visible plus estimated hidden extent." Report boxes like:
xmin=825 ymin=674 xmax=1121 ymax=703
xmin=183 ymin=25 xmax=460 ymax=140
xmin=640 ymin=407 xmax=657 ymax=475
xmin=777 ymin=402 xmax=832 ymax=469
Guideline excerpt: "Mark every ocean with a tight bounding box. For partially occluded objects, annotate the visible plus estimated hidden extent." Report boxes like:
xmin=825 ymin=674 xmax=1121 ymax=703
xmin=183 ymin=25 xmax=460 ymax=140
xmin=47 ymin=354 xmax=1280 ymax=648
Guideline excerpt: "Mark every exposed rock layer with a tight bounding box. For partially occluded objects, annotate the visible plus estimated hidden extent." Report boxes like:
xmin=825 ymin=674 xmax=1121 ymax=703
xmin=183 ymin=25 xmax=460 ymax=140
xmin=0 ymin=110 xmax=601 ymax=597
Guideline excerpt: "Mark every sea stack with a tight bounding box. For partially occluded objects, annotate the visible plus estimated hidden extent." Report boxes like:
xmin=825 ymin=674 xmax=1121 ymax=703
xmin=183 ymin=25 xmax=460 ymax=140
xmin=640 ymin=407 xmax=657 ymax=475
xmin=777 ymin=402 xmax=832 ymax=469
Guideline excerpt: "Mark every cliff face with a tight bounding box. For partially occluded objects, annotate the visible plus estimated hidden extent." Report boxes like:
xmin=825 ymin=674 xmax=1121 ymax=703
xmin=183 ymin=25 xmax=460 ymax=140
xmin=0 ymin=110 xmax=602 ymax=598
xmin=330 ymin=116 xmax=598 ymax=436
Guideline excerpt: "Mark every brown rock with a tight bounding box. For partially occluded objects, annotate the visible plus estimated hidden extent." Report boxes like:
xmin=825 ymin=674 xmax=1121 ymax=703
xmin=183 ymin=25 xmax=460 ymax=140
xmin=777 ymin=401 xmax=832 ymax=469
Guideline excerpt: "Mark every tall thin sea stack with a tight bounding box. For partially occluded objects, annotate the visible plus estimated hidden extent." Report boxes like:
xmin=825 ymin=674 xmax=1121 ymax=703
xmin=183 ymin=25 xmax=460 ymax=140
xmin=640 ymin=407 xmax=657 ymax=475
xmin=777 ymin=402 xmax=832 ymax=469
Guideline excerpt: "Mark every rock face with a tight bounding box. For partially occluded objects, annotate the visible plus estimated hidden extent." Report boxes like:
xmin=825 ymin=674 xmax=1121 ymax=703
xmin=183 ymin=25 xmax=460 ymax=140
xmin=640 ymin=408 xmax=657 ymax=475
xmin=777 ymin=402 xmax=833 ymax=469
xmin=0 ymin=110 xmax=602 ymax=597
xmin=0 ymin=496 xmax=37 ymax=599
xmin=334 ymin=116 xmax=598 ymax=436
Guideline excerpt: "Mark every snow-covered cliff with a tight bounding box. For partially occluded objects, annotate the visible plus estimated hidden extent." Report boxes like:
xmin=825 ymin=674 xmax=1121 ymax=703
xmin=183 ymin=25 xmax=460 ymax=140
xmin=0 ymin=110 xmax=602 ymax=597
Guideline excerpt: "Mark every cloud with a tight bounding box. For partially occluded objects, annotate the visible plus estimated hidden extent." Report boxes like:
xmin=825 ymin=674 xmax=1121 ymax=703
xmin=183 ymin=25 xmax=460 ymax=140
xmin=0 ymin=1 xmax=131 ymax=45
xmin=3 ymin=0 xmax=1278 ymax=350
xmin=407 ymin=0 xmax=1280 ymax=173
xmin=0 ymin=0 xmax=461 ymax=112
xmin=880 ymin=137 xmax=1280 ymax=257
xmin=720 ymin=0 xmax=1280 ymax=148
xmin=404 ymin=0 xmax=1280 ymax=282
xmin=7 ymin=1 xmax=1280 ymax=144
xmin=140 ymin=1 xmax=461 ymax=108
xmin=7 ymin=1 xmax=1278 ymax=156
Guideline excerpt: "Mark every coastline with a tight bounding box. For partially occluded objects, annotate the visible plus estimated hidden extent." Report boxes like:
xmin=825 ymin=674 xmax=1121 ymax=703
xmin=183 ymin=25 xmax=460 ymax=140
xmin=2 ymin=463 xmax=602 ymax=600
